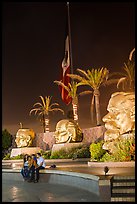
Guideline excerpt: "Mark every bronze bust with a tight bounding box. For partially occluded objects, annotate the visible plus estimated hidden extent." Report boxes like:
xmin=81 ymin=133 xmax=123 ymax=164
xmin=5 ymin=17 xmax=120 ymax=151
xmin=54 ymin=119 xmax=83 ymax=143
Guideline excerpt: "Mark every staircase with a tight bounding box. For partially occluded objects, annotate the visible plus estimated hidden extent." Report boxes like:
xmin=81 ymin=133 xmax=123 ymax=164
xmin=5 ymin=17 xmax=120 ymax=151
xmin=111 ymin=176 xmax=135 ymax=202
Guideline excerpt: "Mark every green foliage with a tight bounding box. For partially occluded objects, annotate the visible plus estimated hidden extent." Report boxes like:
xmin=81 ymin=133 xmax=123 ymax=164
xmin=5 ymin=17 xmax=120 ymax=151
xmin=11 ymin=155 xmax=24 ymax=160
xmin=50 ymin=149 xmax=70 ymax=159
xmin=3 ymin=137 xmax=135 ymax=162
xmin=3 ymin=153 xmax=11 ymax=160
xmin=3 ymin=145 xmax=90 ymax=160
xmin=50 ymin=145 xmax=90 ymax=159
xmin=89 ymin=137 xmax=135 ymax=162
xmin=112 ymin=138 xmax=135 ymax=161
xmin=74 ymin=146 xmax=90 ymax=159
xmin=89 ymin=140 xmax=106 ymax=161
xmin=2 ymin=129 xmax=12 ymax=150
xmin=100 ymin=152 xmax=116 ymax=162
xmin=3 ymin=154 xmax=24 ymax=160
xmin=40 ymin=150 xmax=52 ymax=159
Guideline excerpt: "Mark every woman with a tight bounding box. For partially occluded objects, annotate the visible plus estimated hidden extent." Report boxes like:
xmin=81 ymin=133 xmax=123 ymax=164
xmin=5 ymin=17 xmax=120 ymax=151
xmin=27 ymin=154 xmax=38 ymax=182
xmin=21 ymin=154 xmax=31 ymax=180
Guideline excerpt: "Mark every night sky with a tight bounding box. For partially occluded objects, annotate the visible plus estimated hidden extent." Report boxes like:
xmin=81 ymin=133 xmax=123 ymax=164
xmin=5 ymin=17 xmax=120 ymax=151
xmin=2 ymin=2 xmax=135 ymax=135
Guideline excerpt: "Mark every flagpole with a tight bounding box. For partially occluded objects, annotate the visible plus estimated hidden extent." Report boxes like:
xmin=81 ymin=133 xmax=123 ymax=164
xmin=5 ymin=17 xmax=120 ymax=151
xmin=67 ymin=2 xmax=73 ymax=75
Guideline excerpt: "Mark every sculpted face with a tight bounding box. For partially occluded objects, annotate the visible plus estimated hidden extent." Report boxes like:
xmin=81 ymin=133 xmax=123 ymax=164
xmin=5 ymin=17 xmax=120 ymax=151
xmin=102 ymin=92 xmax=135 ymax=152
xmin=15 ymin=128 xmax=35 ymax=148
xmin=54 ymin=119 xmax=83 ymax=143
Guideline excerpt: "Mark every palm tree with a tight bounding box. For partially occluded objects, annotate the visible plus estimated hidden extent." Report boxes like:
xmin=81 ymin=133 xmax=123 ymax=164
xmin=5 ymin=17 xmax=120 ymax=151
xmin=54 ymin=80 xmax=84 ymax=123
xmin=29 ymin=96 xmax=64 ymax=133
xmin=117 ymin=48 xmax=135 ymax=92
xmin=67 ymin=67 xmax=120 ymax=126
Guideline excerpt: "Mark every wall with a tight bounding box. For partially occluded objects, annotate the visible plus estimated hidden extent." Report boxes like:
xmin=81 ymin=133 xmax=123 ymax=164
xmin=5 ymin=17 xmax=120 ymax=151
xmin=33 ymin=125 xmax=106 ymax=151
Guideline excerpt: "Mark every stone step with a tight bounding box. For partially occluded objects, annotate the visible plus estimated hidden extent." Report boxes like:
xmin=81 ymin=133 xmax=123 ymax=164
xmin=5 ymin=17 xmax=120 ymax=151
xmin=113 ymin=178 xmax=135 ymax=182
xmin=111 ymin=176 xmax=135 ymax=202
xmin=112 ymin=192 xmax=135 ymax=197
xmin=112 ymin=176 xmax=135 ymax=187
xmin=113 ymin=176 xmax=135 ymax=181
xmin=112 ymin=187 xmax=135 ymax=194
xmin=113 ymin=176 xmax=135 ymax=180
xmin=112 ymin=181 xmax=135 ymax=187
xmin=111 ymin=197 xmax=135 ymax=202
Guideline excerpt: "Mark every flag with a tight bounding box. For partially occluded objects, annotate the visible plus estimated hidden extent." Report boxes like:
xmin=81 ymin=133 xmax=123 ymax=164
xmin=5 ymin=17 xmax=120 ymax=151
xmin=60 ymin=34 xmax=72 ymax=105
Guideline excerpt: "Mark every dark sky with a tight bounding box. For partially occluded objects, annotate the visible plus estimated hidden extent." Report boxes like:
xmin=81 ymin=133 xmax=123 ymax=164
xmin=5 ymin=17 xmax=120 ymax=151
xmin=2 ymin=2 xmax=135 ymax=135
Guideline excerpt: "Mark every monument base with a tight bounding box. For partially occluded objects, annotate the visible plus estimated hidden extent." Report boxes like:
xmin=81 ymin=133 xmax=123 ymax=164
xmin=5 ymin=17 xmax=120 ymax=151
xmin=10 ymin=147 xmax=41 ymax=157
xmin=51 ymin=142 xmax=84 ymax=154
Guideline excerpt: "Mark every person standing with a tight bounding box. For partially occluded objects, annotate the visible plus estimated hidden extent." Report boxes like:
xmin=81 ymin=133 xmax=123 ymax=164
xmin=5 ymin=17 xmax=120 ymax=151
xmin=34 ymin=152 xmax=46 ymax=183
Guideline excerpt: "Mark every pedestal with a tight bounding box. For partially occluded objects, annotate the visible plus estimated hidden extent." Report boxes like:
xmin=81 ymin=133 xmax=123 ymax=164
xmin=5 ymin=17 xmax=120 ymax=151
xmin=10 ymin=147 xmax=41 ymax=157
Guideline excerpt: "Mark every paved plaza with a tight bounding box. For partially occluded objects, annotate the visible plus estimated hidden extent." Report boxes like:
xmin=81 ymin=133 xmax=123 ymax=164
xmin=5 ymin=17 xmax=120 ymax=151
xmin=2 ymin=179 xmax=101 ymax=202
xmin=2 ymin=160 xmax=135 ymax=202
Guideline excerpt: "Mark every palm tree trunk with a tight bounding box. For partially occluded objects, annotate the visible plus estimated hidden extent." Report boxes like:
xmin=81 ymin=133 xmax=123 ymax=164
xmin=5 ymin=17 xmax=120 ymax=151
xmin=91 ymin=95 xmax=94 ymax=124
xmin=42 ymin=115 xmax=46 ymax=133
xmin=45 ymin=118 xmax=50 ymax=133
xmin=72 ymin=103 xmax=78 ymax=123
xmin=94 ymin=89 xmax=101 ymax=126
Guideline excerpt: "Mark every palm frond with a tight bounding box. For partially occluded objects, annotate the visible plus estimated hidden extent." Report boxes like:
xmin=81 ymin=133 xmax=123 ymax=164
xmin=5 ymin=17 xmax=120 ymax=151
xmin=117 ymin=77 xmax=126 ymax=89
xmin=76 ymin=81 xmax=89 ymax=86
xmin=38 ymin=112 xmax=44 ymax=116
xmin=108 ymin=72 xmax=125 ymax=78
xmin=40 ymin=96 xmax=46 ymax=107
xmin=67 ymin=82 xmax=78 ymax=99
xmin=54 ymin=80 xmax=70 ymax=92
xmin=29 ymin=108 xmax=41 ymax=115
xmin=87 ymin=69 xmax=95 ymax=84
xmin=124 ymin=61 xmax=134 ymax=80
xmin=117 ymin=57 xmax=135 ymax=91
xmin=33 ymin=102 xmax=43 ymax=107
xmin=67 ymin=74 xmax=83 ymax=81
xmin=50 ymin=103 xmax=60 ymax=108
xmin=45 ymin=96 xmax=52 ymax=110
xmin=129 ymin=48 xmax=135 ymax=61
xmin=77 ymin=68 xmax=89 ymax=79
xmin=79 ymin=90 xmax=92 ymax=96
xmin=103 ymin=78 xmax=120 ymax=86
xmin=50 ymin=108 xmax=64 ymax=114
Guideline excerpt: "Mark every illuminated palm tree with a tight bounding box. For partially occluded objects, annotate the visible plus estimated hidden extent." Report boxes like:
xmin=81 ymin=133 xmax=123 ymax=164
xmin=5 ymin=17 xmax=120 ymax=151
xmin=54 ymin=80 xmax=84 ymax=123
xmin=67 ymin=67 xmax=119 ymax=126
xmin=29 ymin=96 xmax=64 ymax=133
xmin=117 ymin=48 xmax=135 ymax=92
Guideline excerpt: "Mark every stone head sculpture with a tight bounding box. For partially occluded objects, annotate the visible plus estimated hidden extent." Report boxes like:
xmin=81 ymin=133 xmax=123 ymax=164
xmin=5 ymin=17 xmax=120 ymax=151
xmin=15 ymin=128 xmax=35 ymax=148
xmin=54 ymin=119 xmax=83 ymax=143
xmin=102 ymin=92 xmax=135 ymax=153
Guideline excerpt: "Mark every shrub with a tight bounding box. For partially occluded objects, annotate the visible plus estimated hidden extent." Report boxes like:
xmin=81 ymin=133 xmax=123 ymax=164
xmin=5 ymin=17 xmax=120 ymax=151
xmin=11 ymin=154 xmax=24 ymax=160
xmin=100 ymin=152 xmax=116 ymax=162
xmin=50 ymin=145 xmax=90 ymax=159
xmin=89 ymin=140 xmax=106 ymax=161
xmin=41 ymin=150 xmax=52 ymax=159
xmin=50 ymin=148 xmax=69 ymax=159
xmin=112 ymin=138 xmax=135 ymax=161
xmin=89 ymin=137 xmax=135 ymax=162
xmin=3 ymin=153 xmax=11 ymax=160
xmin=3 ymin=154 xmax=24 ymax=160
xmin=73 ymin=146 xmax=90 ymax=159
xmin=2 ymin=129 xmax=12 ymax=150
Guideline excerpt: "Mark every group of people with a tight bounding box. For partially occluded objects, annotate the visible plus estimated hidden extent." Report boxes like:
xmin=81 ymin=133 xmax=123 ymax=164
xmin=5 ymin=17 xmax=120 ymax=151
xmin=21 ymin=152 xmax=46 ymax=183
